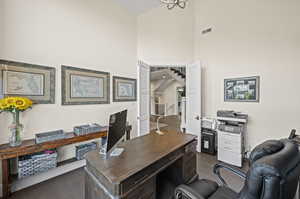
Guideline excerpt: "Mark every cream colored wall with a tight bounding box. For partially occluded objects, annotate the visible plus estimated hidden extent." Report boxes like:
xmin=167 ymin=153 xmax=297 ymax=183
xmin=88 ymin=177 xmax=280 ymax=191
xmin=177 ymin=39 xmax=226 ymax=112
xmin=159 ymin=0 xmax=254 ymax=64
xmin=0 ymin=1 xmax=3 ymax=57
xmin=137 ymin=1 xmax=195 ymax=64
xmin=160 ymin=81 xmax=182 ymax=116
xmin=151 ymin=80 xmax=182 ymax=116
xmin=0 ymin=0 xmax=138 ymax=163
xmin=138 ymin=0 xmax=300 ymax=151
xmin=150 ymin=81 xmax=159 ymax=115
xmin=195 ymin=0 xmax=300 ymax=150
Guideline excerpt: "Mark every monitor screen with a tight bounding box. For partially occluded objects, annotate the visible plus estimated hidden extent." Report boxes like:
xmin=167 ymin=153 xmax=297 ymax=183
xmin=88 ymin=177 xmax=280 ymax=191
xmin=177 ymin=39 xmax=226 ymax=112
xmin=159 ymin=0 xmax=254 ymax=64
xmin=106 ymin=110 xmax=127 ymax=153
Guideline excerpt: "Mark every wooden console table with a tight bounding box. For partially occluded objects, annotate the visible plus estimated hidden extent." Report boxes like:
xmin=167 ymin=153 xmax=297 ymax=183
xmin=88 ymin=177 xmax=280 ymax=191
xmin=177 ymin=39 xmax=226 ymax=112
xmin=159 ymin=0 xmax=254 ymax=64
xmin=0 ymin=131 xmax=107 ymax=199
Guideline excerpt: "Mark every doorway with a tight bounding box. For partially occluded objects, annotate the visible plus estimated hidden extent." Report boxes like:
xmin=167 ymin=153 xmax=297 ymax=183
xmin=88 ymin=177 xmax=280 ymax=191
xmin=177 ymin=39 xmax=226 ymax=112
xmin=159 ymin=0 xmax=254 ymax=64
xmin=137 ymin=61 xmax=202 ymax=152
xmin=149 ymin=65 xmax=186 ymax=133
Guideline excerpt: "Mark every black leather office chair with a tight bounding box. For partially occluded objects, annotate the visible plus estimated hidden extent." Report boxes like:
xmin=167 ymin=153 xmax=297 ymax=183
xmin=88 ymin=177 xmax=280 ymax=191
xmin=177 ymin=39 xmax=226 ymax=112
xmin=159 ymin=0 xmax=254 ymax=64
xmin=175 ymin=139 xmax=300 ymax=199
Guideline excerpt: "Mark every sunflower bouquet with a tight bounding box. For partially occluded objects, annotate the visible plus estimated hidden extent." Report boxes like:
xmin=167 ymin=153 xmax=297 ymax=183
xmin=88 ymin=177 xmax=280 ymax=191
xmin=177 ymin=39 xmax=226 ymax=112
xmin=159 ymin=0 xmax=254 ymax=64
xmin=0 ymin=97 xmax=33 ymax=112
xmin=0 ymin=97 xmax=33 ymax=147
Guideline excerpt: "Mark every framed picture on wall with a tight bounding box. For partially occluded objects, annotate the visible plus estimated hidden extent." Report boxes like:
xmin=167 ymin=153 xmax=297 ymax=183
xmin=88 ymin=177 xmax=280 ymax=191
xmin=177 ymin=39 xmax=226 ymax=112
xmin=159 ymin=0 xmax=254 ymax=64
xmin=224 ymin=76 xmax=260 ymax=102
xmin=0 ymin=59 xmax=56 ymax=104
xmin=113 ymin=76 xmax=137 ymax=102
xmin=61 ymin=65 xmax=110 ymax=105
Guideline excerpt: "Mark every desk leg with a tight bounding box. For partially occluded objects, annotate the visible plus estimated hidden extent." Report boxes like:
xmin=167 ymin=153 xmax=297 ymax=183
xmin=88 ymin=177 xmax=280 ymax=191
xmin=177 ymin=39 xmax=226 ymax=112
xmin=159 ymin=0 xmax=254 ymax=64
xmin=2 ymin=159 xmax=10 ymax=199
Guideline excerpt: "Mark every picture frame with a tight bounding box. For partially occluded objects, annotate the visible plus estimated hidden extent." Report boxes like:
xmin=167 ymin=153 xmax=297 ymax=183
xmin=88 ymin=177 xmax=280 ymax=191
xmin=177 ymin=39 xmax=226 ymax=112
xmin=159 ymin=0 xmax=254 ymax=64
xmin=61 ymin=65 xmax=110 ymax=105
xmin=224 ymin=76 xmax=260 ymax=102
xmin=113 ymin=76 xmax=137 ymax=102
xmin=0 ymin=59 xmax=56 ymax=104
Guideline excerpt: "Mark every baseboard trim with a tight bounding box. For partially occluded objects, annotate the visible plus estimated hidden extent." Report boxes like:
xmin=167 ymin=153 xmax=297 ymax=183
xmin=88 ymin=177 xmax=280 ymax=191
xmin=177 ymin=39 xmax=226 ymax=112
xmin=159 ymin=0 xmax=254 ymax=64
xmin=11 ymin=159 xmax=86 ymax=193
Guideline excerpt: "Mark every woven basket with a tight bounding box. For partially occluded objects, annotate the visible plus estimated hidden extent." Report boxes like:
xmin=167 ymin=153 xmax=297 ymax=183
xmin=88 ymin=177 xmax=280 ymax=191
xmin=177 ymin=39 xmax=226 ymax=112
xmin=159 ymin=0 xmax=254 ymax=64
xmin=18 ymin=151 xmax=57 ymax=179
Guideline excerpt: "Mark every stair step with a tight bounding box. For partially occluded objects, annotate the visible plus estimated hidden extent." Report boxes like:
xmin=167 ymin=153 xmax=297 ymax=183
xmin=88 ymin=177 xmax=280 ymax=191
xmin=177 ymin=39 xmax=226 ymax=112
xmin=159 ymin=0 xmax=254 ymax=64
xmin=170 ymin=68 xmax=186 ymax=79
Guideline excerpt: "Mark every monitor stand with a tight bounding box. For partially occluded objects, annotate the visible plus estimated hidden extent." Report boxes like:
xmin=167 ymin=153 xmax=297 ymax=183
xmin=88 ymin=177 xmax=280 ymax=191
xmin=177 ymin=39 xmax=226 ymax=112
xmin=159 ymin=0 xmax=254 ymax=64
xmin=110 ymin=148 xmax=124 ymax=157
xmin=99 ymin=136 xmax=125 ymax=159
xmin=156 ymin=130 xmax=165 ymax=135
xmin=99 ymin=148 xmax=124 ymax=159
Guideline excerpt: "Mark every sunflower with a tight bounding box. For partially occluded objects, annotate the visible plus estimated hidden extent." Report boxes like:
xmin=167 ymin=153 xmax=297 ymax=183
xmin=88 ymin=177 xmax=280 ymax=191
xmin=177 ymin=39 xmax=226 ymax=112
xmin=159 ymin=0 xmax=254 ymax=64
xmin=15 ymin=98 xmax=26 ymax=109
xmin=4 ymin=97 xmax=16 ymax=107
xmin=0 ymin=99 xmax=10 ymax=110
xmin=16 ymin=97 xmax=33 ymax=110
xmin=0 ymin=97 xmax=33 ymax=111
xmin=25 ymin=97 xmax=33 ymax=107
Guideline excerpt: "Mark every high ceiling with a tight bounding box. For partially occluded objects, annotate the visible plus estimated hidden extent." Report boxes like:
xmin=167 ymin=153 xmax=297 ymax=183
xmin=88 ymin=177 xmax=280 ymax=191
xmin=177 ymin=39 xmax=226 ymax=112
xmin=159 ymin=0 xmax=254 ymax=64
xmin=113 ymin=0 xmax=161 ymax=15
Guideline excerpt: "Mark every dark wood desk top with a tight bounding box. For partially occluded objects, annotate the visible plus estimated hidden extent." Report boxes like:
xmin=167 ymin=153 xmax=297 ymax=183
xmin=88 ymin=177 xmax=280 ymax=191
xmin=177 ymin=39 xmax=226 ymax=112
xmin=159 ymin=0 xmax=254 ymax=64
xmin=85 ymin=132 xmax=196 ymax=184
xmin=0 ymin=131 xmax=107 ymax=160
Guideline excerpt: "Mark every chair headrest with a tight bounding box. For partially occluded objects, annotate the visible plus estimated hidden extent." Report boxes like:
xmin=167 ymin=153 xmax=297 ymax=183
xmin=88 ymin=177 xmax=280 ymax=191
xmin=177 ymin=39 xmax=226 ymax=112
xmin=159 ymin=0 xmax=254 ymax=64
xmin=249 ymin=140 xmax=284 ymax=164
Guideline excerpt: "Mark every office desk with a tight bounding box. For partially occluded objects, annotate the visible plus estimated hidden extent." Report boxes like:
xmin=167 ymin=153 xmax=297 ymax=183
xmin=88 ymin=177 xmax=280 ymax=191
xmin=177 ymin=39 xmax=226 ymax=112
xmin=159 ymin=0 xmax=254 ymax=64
xmin=85 ymin=132 xmax=197 ymax=199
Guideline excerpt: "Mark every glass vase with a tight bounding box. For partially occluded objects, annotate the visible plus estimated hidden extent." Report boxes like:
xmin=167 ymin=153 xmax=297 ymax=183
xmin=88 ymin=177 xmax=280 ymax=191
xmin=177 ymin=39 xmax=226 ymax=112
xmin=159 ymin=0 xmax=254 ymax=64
xmin=9 ymin=111 xmax=23 ymax=147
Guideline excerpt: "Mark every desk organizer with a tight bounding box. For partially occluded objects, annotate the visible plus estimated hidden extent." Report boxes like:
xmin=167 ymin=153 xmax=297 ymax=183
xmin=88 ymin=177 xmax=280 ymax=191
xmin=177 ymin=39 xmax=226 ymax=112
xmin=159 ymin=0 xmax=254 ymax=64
xmin=18 ymin=150 xmax=58 ymax=179
xmin=76 ymin=142 xmax=97 ymax=160
xmin=35 ymin=130 xmax=65 ymax=144
xmin=73 ymin=124 xmax=107 ymax=136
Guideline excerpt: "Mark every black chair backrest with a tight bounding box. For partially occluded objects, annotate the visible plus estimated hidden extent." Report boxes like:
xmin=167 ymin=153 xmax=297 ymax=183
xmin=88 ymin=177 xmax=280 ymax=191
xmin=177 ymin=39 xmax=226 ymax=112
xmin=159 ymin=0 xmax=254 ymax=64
xmin=238 ymin=139 xmax=300 ymax=199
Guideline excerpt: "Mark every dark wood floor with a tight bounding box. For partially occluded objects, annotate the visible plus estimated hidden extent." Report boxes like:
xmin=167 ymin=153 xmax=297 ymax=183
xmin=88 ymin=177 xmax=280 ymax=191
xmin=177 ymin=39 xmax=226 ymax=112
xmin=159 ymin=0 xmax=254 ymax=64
xmin=151 ymin=115 xmax=182 ymax=133
xmin=9 ymin=153 xmax=247 ymax=199
xmin=9 ymin=168 xmax=85 ymax=199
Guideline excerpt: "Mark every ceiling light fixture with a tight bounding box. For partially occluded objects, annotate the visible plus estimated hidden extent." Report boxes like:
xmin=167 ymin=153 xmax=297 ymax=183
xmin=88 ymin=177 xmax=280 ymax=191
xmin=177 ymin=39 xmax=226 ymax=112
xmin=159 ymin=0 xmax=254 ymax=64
xmin=160 ymin=0 xmax=188 ymax=10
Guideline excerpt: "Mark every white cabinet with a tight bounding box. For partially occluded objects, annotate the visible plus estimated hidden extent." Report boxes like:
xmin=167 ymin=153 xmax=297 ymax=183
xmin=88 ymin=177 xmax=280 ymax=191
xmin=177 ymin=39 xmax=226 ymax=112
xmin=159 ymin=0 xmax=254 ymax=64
xmin=217 ymin=116 xmax=247 ymax=167
xmin=217 ymin=130 xmax=243 ymax=167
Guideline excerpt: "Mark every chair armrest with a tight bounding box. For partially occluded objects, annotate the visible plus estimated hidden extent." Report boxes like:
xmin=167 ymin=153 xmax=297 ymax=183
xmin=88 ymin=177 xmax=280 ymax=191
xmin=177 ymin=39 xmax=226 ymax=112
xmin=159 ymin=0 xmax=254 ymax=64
xmin=213 ymin=163 xmax=247 ymax=187
xmin=288 ymin=129 xmax=297 ymax=140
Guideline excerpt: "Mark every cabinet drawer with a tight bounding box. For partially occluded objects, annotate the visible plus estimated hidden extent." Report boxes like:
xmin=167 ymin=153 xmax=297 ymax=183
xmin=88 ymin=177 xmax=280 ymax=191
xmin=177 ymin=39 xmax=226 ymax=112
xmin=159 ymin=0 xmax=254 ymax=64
xmin=121 ymin=148 xmax=183 ymax=194
xmin=185 ymin=141 xmax=197 ymax=153
xmin=218 ymin=131 xmax=242 ymax=153
xmin=124 ymin=176 xmax=155 ymax=199
xmin=219 ymin=135 xmax=241 ymax=146
xmin=218 ymin=140 xmax=242 ymax=154
xmin=218 ymin=149 xmax=242 ymax=167
xmin=184 ymin=141 xmax=197 ymax=160
xmin=218 ymin=145 xmax=242 ymax=154
xmin=218 ymin=131 xmax=242 ymax=138
xmin=219 ymin=129 xmax=240 ymax=135
xmin=183 ymin=154 xmax=197 ymax=182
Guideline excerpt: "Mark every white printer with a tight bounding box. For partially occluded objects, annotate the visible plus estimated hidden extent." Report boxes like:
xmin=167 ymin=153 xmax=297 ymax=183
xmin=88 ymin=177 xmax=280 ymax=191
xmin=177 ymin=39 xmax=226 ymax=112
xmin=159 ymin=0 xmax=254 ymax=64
xmin=217 ymin=110 xmax=248 ymax=167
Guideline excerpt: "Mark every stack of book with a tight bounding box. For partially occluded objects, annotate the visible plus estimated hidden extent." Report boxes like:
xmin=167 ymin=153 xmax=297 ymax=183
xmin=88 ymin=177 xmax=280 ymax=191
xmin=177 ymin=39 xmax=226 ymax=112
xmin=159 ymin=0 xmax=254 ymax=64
xmin=35 ymin=130 xmax=65 ymax=144
xmin=76 ymin=142 xmax=97 ymax=160
xmin=73 ymin=123 xmax=108 ymax=136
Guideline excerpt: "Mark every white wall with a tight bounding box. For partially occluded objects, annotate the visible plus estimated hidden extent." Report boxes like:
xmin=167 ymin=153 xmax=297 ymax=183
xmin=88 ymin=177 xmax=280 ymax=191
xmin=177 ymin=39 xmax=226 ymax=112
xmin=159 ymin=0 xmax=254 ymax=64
xmin=0 ymin=1 xmax=3 ymax=57
xmin=150 ymin=81 xmax=158 ymax=115
xmin=0 ymin=0 xmax=137 ymax=162
xmin=160 ymin=81 xmax=182 ymax=116
xmin=151 ymin=80 xmax=182 ymax=116
xmin=137 ymin=1 xmax=195 ymax=65
xmin=138 ymin=0 xmax=300 ymax=151
xmin=195 ymin=0 xmax=300 ymax=150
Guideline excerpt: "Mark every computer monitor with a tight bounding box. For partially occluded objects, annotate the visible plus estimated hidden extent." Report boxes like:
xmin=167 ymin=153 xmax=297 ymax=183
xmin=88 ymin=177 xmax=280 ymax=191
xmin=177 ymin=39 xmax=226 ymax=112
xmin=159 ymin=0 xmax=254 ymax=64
xmin=105 ymin=110 xmax=127 ymax=154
